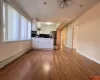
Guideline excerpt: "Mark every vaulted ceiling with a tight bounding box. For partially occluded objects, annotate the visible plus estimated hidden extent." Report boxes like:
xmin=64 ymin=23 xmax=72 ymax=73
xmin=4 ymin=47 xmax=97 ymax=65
xmin=16 ymin=0 xmax=100 ymax=28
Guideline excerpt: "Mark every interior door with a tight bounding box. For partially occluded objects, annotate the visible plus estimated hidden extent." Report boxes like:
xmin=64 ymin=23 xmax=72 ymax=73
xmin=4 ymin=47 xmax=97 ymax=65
xmin=72 ymin=26 xmax=78 ymax=50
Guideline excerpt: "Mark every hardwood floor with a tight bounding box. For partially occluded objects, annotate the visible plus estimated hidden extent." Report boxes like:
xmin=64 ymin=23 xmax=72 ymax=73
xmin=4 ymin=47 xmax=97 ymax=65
xmin=0 ymin=47 xmax=100 ymax=80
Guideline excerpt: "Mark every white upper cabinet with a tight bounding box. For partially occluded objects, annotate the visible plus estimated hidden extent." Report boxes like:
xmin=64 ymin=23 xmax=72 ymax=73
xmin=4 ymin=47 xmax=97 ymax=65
xmin=32 ymin=19 xmax=37 ymax=31
xmin=32 ymin=23 xmax=37 ymax=31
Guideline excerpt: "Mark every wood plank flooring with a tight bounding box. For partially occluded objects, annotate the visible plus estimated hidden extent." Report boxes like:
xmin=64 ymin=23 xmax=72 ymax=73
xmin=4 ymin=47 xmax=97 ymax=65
xmin=0 ymin=47 xmax=100 ymax=80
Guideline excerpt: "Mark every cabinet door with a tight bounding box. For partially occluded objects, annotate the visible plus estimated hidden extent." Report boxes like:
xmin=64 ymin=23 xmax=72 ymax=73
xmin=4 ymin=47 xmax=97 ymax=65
xmin=32 ymin=24 xmax=37 ymax=31
xmin=32 ymin=38 xmax=53 ymax=49
xmin=32 ymin=38 xmax=38 ymax=48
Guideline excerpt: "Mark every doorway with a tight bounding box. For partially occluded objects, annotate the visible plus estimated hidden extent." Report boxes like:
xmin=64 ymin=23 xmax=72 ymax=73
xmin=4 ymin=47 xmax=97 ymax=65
xmin=56 ymin=30 xmax=61 ymax=49
xmin=72 ymin=26 xmax=78 ymax=51
xmin=66 ymin=27 xmax=73 ymax=49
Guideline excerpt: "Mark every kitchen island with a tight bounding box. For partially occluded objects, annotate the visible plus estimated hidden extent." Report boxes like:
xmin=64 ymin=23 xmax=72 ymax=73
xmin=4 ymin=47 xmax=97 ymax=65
xmin=32 ymin=37 xmax=54 ymax=50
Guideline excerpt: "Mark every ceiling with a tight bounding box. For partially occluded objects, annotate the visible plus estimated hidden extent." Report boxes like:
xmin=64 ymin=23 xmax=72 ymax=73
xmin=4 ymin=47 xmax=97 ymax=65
xmin=37 ymin=22 xmax=58 ymax=28
xmin=16 ymin=0 xmax=100 ymax=28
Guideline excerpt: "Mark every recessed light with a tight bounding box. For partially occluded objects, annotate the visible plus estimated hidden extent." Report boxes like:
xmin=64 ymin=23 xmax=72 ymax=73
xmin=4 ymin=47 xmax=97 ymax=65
xmin=80 ymin=5 xmax=83 ymax=7
xmin=44 ymin=2 xmax=47 ymax=5
xmin=46 ymin=22 xmax=53 ymax=25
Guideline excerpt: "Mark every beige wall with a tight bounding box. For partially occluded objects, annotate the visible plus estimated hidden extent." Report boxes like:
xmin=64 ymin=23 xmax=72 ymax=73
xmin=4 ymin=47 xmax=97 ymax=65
xmin=0 ymin=40 xmax=32 ymax=62
xmin=66 ymin=2 xmax=100 ymax=63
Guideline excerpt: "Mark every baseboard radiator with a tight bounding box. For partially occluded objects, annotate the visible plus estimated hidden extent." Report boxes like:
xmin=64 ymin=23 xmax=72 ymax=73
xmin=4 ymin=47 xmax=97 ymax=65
xmin=0 ymin=47 xmax=32 ymax=69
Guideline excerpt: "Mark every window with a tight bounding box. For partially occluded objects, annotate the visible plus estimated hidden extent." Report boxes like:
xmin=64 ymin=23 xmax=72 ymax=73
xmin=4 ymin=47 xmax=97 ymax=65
xmin=20 ymin=15 xmax=27 ymax=40
xmin=7 ymin=4 xmax=20 ymax=41
xmin=28 ymin=21 xmax=31 ymax=40
xmin=3 ymin=2 xmax=32 ymax=42
xmin=3 ymin=2 xmax=6 ymax=40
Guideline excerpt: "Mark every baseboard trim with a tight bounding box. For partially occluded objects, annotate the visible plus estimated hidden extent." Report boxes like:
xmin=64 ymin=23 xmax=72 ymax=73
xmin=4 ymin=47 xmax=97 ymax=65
xmin=0 ymin=47 xmax=32 ymax=69
xmin=64 ymin=46 xmax=100 ymax=64
xmin=77 ymin=51 xmax=100 ymax=64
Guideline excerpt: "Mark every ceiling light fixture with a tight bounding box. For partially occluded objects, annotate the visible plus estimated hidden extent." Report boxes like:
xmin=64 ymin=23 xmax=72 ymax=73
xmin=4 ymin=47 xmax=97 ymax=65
xmin=80 ymin=5 xmax=83 ymax=7
xmin=58 ymin=0 xmax=75 ymax=9
xmin=46 ymin=22 xmax=53 ymax=25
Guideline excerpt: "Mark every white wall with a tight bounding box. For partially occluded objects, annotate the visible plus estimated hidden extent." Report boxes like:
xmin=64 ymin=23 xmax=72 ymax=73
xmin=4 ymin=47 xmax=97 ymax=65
xmin=66 ymin=2 xmax=100 ymax=63
xmin=0 ymin=41 xmax=32 ymax=62
xmin=41 ymin=25 xmax=56 ymax=34
xmin=37 ymin=22 xmax=57 ymax=34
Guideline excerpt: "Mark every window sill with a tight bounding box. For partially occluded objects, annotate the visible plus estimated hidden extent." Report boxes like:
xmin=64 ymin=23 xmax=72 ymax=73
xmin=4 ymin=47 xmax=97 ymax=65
xmin=1 ymin=39 xmax=32 ymax=43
